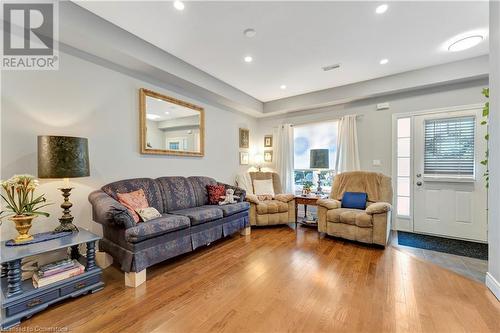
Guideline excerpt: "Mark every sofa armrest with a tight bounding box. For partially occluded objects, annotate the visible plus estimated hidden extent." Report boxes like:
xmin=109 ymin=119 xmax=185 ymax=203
xmin=218 ymin=182 xmax=246 ymax=202
xmin=245 ymin=193 xmax=260 ymax=205
xmin=88 ymin=190 xmax=135 ymax=229
xmin=275 ymin=193 xmax=294 ymax=203
xmin=317 ymin=198 xmax=341 ymax=210
xmin=366 ymin=202 xmax=392 ymax=215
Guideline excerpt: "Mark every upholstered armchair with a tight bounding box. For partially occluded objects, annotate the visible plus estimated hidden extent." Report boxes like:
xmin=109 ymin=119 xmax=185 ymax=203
xmin=236 ymin=172 xmax=295 ymax=226
xmin=317 ymin=171 xmax=393 ymax=246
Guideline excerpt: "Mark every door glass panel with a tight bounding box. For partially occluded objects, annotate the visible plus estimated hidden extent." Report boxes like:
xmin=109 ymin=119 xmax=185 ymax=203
xmin=397 ymin=196 xmax=410 ymax=216
xmin=397 ymin=177 xmax=410 ymax=197
xmin=398 ymin=118 xmax=411 ymax=138
xmin=397 ymin=138 xmax=411 ymax=157
xmin=397 ymin=158 xmax=410 ymax=177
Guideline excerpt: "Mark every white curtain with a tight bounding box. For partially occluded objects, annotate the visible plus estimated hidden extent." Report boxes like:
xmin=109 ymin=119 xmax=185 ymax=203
xmin=276 ymin=124 xmax=294 ymax=193
xmin=335 ymin=115 xmax=360 ymax=173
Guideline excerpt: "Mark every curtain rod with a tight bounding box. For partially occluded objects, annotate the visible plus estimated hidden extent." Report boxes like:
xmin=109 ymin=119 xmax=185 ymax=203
xmin=276 ymin=114 xmax=363 ymax=128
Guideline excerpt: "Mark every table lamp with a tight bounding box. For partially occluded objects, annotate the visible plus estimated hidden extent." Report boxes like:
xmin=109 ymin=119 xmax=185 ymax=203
xmin=310 ymin=149 xmax=329 ymax=193
xmin=38 ymin=136 xmax=90 ymax=232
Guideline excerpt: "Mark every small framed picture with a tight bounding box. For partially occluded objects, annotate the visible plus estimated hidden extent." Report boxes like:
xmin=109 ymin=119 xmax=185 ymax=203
xmin=239 ymin=128 xmax=249 ymax=148
xmin=264 ymin=135 xmax=273 ymax=147
xmin=240 ymin=151 xmax=249 ymax=165
xmin=264 ymin=150 xmax=273 ymax=162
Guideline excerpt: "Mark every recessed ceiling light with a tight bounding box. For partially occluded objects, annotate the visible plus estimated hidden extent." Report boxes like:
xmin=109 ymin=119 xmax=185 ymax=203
xmin=280 ymin=85 xmax=287 ymax=90
xmin=448 ymin=35 xmax=484 ymax=52
xmin=173 ymin=1 xmax=185 ymax=11
xmin=165 ymin=111 xmax=170 ymax=115
xmin=375 ymin=4 xmax=388 ymax=14
xmin=244 ymin=56 xmax=253 ymax=63
xmin=244 ymin=28 xmax=256 ymax=38
xmin=379 ymin=58 xmax=389 ymax=65
xmin=146 ymin=114 xmax=161 ymax=120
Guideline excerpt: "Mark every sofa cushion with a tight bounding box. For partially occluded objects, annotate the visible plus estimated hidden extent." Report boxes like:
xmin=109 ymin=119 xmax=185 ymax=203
xmin=171 ymin=205 xmax=224 ymax=225
xmin=125 ymin=214 xmax=191 ymax=243
xmin=327 ymin=208 xmax=373 ymax=228
xmin=102 ymin=178 xmax=164 ymax=213
xmin=156 ymin=177 xmax=197 ymax=211
xmin=117 ymin=189 xmax=149 ymax=223
xmin=218 ymin=202 xmax=250 ymax=217
xmin=256 ymin=200 xmax=288 ymax=214
xmin=188 ymin=176 xmax=218 ymax=206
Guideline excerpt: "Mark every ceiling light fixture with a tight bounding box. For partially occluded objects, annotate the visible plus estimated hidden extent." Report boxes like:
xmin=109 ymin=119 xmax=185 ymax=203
xmin=244 ymin=56 xmax=253 ymax=63
xmin=165 ymin=111 xmax=170 ymax=115
xmin=379 ymin=58 xmax=389 ymax=65
xmin=173 ymin=1 xmax=185 ymax=11
xmin=280 ymin=85 xmax=287 ymax=90
xmin=244 ymin=28 xmax=256 ymax=38
xmin=448 ymin=35 xmax=484 ymax=52
xmin=375 ymin=4 xmax=388 ymax=14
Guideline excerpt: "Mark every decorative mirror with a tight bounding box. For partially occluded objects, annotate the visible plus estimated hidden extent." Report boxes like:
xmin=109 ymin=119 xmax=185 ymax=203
xmin=140 ymin=88 xmax=204 ymax=156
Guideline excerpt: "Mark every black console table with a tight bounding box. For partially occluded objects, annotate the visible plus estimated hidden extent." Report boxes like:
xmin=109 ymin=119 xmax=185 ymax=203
xmin=0 ymin=230 xmax=104 ymax=329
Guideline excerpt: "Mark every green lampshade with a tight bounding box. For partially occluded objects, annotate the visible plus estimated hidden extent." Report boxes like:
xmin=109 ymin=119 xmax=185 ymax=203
xmin=38 ymin=136 xmax=90 ymax=179
xmin=310 ymin=149 xmax=329 ymax=169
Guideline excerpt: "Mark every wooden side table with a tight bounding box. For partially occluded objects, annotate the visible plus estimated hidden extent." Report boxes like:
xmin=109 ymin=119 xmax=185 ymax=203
xmin=295 ymin=195 xmax=322 ymax=227
xmin=0 ymin=229 xmax=104 ymax=329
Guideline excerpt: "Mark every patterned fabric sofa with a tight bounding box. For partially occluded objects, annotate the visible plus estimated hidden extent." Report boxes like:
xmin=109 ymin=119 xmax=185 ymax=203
xmin=88 ymin=176 xmax=249 ymax=287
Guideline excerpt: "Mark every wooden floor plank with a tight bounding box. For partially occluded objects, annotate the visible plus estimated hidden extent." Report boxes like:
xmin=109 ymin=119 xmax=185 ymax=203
xmin=13 ymin=226 xmax=500 ymax=333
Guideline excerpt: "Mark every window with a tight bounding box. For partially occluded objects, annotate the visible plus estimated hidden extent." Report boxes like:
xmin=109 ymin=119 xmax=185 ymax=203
xmin=293 ymin=121 xmax=338 ymax=193
xmin=424 ymin=116 xmax=475 ymax=176
xmin=396 ymin=118 xmax=411 ymax=216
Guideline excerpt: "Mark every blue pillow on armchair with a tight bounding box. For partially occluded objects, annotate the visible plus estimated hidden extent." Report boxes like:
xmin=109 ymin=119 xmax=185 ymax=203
xmin=341 ymin=192 xmax=367 ymax=210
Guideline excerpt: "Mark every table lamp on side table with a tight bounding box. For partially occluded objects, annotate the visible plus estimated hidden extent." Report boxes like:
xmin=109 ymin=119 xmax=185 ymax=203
xmin=37 ymin=136 xmax=90 ymax=232
xmin=310 ymin=149 xmax=329 ymax=194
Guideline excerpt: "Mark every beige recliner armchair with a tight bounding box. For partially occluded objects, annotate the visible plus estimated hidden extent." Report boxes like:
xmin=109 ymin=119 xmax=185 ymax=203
xmin=317 ymin=171 xmax=393 ymax=246
xmin=236 ymin=172 xmax=295 ymax=226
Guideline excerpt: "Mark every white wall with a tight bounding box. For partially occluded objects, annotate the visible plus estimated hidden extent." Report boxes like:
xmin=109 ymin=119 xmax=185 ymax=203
xmin=255 ymin=79 xmax=488 ymax=177
xmin=1 ymin=51 xmax=256 ymax=240
xmin=487 ymin=1 xmax=500 ymax=300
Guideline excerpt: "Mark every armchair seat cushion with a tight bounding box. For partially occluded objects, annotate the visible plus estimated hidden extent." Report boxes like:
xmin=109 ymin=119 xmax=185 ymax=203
xmin=256 ymin=200 xmax=289 ymax=214
xmin=218 ymin=202 xmax=250 ymax=217
xmin=171 ymin=205 xmax=223 ymax=225
xmin=327 ymin=208 xmax=373 ymax=228
xmin=125 ymin=214 xmax=190 ymax=243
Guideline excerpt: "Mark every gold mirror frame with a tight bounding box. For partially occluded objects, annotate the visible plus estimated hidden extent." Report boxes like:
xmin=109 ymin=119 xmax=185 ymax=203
xmin=139 ymin=88 xmax=205 ymax=156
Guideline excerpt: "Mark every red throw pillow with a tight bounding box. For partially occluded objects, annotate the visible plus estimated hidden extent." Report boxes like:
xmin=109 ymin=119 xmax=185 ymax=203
xmin=117 ymin=189 xmax=149 ymax=223
xmin=207 ymin=185 xmax=226 ymax=205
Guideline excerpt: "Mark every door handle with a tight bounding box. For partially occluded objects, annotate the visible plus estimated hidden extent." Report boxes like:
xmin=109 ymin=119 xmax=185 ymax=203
xmin=416 ymin=181 xmax=423 ymax=186
xmin=416 ymin=173 xmax=422 ymax=178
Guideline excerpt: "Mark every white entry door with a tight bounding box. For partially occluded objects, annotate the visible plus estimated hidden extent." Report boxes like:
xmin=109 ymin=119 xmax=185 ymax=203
xmin=413 ymin=109 xmax=487 ymax=242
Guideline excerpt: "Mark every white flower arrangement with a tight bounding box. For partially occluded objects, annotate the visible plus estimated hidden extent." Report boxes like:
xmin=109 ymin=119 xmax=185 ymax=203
xmin=0 ymin=174 xmax=51 ymax=219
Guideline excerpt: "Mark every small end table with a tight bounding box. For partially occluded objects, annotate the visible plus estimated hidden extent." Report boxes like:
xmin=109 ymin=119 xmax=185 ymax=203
xmin=295 ymin=195 xmax=325 ymax=228
xmin=0 ymin=229 xmax=104 ymax=329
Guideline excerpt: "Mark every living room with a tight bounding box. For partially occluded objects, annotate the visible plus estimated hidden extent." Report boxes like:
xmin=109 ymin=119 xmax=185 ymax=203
xmin=1 ymin=1 xmax=500 ymax=332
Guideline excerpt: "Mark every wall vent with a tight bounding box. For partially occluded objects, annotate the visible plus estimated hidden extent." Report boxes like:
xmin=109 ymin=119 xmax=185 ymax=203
xmin=322 ymin=63 xmax=341 ymax=71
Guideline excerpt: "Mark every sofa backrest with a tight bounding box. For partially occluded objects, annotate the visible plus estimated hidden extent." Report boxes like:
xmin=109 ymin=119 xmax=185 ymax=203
xmin=249 ymin=172 xmax=283 ymax=194
xmin=187 ymin=176 xmax=217 ymax=206
xmin=101 ymin=178 xmax=164 ymax=213
xmin=155 ymin=176 xmax=198 ymax=212
xmin=330 ymin=171 xmax=393 ymax=203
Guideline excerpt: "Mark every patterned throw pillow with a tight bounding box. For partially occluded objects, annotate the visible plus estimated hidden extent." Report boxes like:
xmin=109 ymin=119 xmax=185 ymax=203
xmin=135 ymin=207 xmax=162 ymax=222
xmin=117 ymin=189 xmax=149 ymax=223
xmin=206 ymin=184 xmax=226 ymax=205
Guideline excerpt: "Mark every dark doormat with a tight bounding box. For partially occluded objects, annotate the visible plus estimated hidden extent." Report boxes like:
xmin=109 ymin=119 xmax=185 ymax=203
xmin=397 ymin=231 xmax=488 ymax=260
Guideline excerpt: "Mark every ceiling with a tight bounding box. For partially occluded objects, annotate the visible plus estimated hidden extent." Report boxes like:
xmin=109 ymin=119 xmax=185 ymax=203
xmin=146 ymin=96 xmax=199 ymax=122
xmin=76 ymin=1 xmax=489 ymax=102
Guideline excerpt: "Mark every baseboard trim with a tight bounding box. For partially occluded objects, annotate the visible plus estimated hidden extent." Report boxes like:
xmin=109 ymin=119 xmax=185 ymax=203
xmin=486 ymin=272 xmax=500 ymax=301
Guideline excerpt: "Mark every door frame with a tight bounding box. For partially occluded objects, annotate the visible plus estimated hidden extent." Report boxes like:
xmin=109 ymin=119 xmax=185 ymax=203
xmin=391 ymin=103 xmax=485 ymax=232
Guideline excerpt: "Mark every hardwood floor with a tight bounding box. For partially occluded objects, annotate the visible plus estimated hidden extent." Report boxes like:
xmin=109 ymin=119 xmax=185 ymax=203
xmin=14 ymin=226 xmax=500 ymax=333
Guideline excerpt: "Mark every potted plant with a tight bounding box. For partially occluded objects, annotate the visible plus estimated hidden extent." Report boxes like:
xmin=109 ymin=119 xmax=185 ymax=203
xmin=302 ymin=181 xmax=313 ymax=195
xmin=0 ymin=175 xmax=51 ymax=243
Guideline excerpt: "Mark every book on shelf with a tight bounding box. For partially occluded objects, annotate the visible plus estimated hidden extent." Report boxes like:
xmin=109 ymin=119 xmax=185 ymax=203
xmin=37 ymin=258 xmax=75 ymax=277
xmin=32 ymin=260 xmax=85 ymax=288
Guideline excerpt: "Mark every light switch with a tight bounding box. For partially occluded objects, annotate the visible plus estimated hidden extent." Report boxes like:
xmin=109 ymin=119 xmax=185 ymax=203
xmin=372 ymin=159 xmax=382 ymax=166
